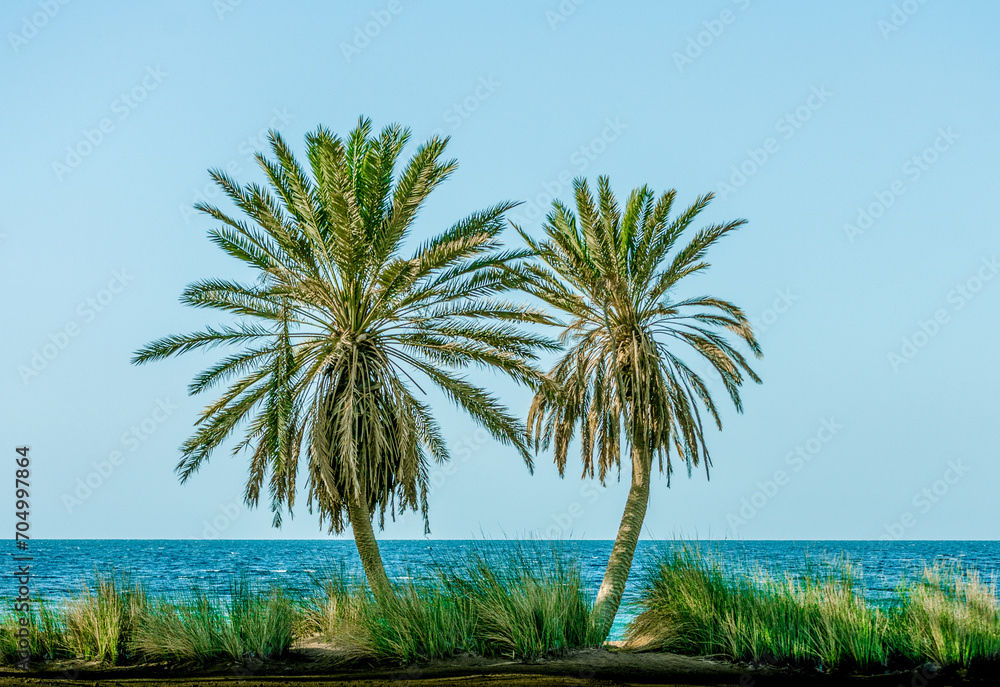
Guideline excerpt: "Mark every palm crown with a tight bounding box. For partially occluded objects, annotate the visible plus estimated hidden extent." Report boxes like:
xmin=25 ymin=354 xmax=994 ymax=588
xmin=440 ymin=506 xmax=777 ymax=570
xmin=133 ymin=120 xmax=555 ymax=586
xmin=522 ymin=176 xmax=761 ymax=481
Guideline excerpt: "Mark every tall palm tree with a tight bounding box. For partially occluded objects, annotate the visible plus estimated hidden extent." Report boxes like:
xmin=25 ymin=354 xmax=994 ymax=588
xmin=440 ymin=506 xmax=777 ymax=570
xmin=519 ymin=176 xmax=762 ymax=637
xmin=133 ymin=118 xmax=555 ymax=597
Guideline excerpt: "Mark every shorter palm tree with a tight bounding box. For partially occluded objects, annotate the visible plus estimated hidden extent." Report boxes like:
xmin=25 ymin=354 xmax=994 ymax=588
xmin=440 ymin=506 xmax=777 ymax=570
xmin=519 ymin=176 xmax=762 ymax=638
xmin=133 ymin=119 xmax=556 ymax=596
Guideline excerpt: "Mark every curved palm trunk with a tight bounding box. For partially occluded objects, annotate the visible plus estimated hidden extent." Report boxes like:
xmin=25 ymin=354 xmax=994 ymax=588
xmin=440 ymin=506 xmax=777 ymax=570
xmin=346 ymin=498 xmax=394 ymax=599
xmin=590 ymin=447 xmax=651 ymax=639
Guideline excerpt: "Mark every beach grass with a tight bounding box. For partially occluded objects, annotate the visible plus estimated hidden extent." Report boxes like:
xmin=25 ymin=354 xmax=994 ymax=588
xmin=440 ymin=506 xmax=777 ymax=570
xmin=62 ymin=571 xmax=147 ymax=663
xmin=0 ymin=546 xmax=595 ymax=667
xmin=305 ymin=545 xmax=601 ymax=663
xmin=296 ymin=566 xmax=367 ymax=642
xmin=625 ymin=545 xmax=1000 ymax=672
xmin=349 ymin=579 xmax=472 ymax=663
xmin=624 ymin=546 xmax=889 ymax=670
xmin=453 ymin=547 xmax=603 ymax=658
xmin=891 ymin=564 xmax=1000 ymax=666
xmin=0 ymin=601 xmax=63 ymax=664
xmin=130 ymin=577 xmax=294 ymax=663
xmin=0 ymin=572 xmax=294 ymax=666
xmin=4 ymin=545 xmax=1000 ymax=672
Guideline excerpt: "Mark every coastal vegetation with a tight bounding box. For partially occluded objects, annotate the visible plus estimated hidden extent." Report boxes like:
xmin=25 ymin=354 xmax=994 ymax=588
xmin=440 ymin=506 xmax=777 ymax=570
xmin=628 ymin=546 xmax=1000 ymax=670
xmin=122 ymin=120 xmax=994 ymax=675
xmin=3 ymin=546 xmax=999 ymax=674
xmin=0 ymin=548 xmax=598 ymax=666
xmin=131 ymin=118 xmax=764 ymax=637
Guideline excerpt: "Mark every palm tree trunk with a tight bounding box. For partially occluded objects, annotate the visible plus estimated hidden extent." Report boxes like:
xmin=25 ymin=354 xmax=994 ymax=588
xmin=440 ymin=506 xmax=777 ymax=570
xmin=589 ymin=446 xmax=651 ymax=639
xmin=346 ymin=498 xmax=394 ymax=599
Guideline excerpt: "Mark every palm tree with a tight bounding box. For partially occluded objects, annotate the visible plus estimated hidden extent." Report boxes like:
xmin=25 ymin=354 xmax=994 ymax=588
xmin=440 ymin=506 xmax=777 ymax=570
xmin=133 ymin=118 xmax=555 ymax=597
xmin=518 ymin=176 xmax=762 ymax=637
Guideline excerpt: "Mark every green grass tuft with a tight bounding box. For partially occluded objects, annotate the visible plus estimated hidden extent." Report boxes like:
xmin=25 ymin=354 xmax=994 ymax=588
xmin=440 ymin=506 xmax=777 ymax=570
xmin=455 ymin=547 xmax=602 ymax=658
xmin=891 ymin=564 xmax=1000 ymax=666
xmin=130 ymin=577 xmax=294 ymax=663
xmin=351 ymin=580 xmax=471 ymax=663
xmin=62 ymin=571 xmax=147 ymax=663
xmin=303 ymin=545 xmax=600 ymax=663
xmin=626 ymin=545 xmax=1000 ymax=672
xmin=296 ymin=567 xmax=368 ymax=642
xmin=0 ymin=601 xmax=64 ymax=664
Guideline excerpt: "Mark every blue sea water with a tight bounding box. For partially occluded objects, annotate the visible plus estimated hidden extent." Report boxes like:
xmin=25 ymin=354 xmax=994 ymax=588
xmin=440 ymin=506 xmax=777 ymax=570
xmin=12 ymin=540 xmax=1000 ymax=640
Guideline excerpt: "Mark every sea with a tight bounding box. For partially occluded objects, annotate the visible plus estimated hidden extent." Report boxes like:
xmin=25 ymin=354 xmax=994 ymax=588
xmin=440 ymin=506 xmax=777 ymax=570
xmin=12 ymin=540 xmax=1000 ymax=640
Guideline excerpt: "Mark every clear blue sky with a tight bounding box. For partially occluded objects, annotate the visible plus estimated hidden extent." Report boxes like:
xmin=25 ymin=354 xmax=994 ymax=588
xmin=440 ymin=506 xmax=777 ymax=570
xmin=2 ymin=1 xmax=998 ymax=541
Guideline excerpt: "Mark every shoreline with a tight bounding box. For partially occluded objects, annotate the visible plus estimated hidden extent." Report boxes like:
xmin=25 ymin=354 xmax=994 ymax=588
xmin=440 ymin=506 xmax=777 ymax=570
xmin=2 ymin=647 xmax=999 ymax=687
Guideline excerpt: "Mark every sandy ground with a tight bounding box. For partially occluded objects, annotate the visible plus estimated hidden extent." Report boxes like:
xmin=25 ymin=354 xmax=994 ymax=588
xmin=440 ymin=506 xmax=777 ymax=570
xmin=0 ymin=644 xmax=997 ymax=686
